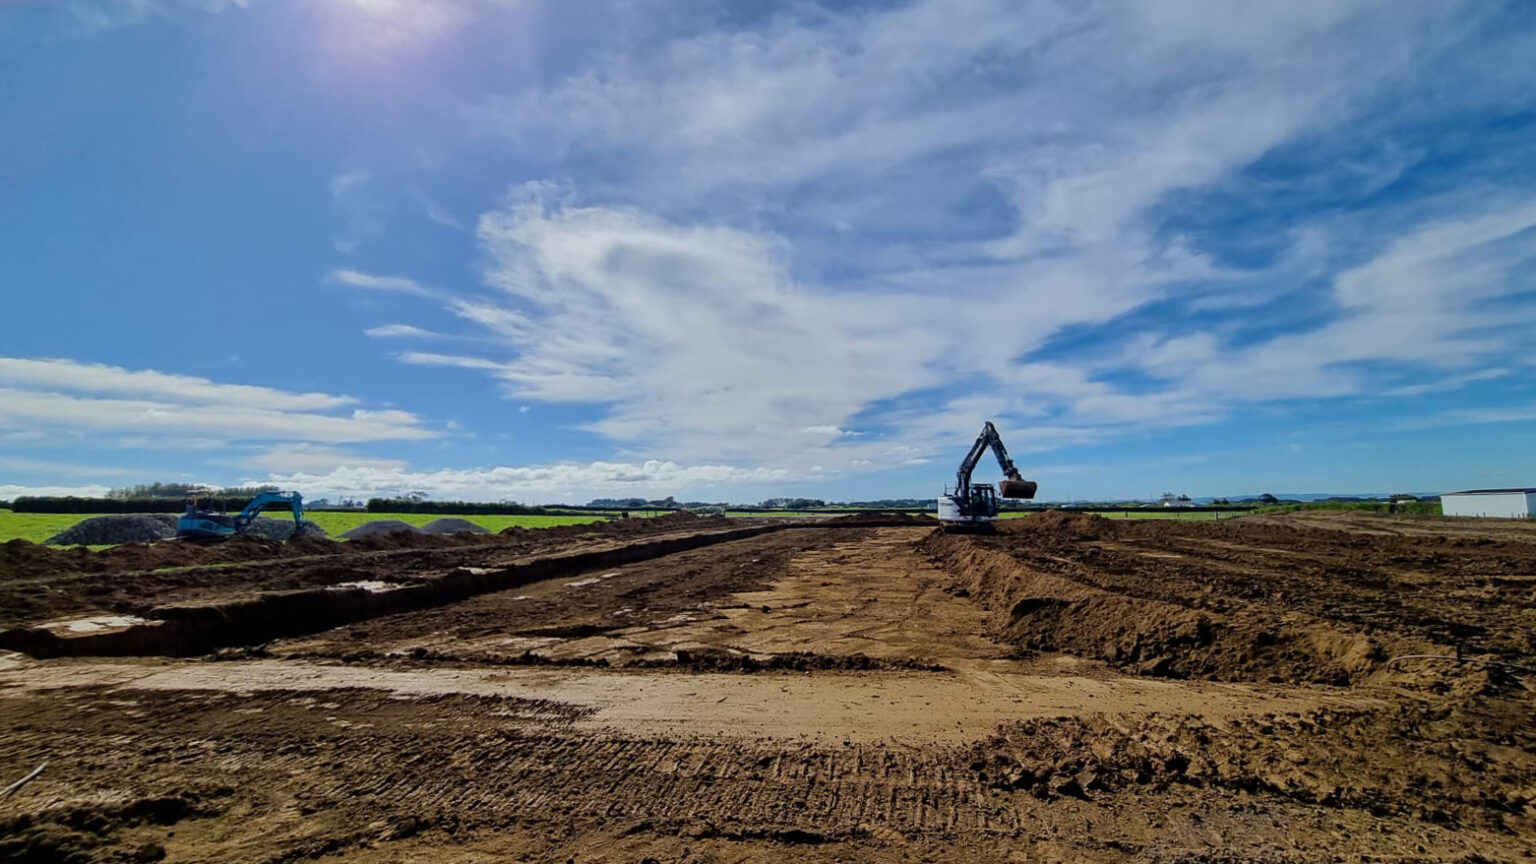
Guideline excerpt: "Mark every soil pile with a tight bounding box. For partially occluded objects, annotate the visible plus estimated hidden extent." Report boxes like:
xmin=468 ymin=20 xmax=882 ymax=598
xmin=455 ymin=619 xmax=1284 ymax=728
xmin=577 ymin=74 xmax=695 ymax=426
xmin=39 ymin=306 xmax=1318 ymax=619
xmin=1005 ymin=509 xmax=1114 ymax=539
xmin=496 ymin=510 xmax=729 ymax=540
xmin=825 ymin=511 xmax=937 ymax=525
xmin=419 ymin=517 xmax=489 ymax=535
xmin=340 ymin=520 xmax=422 ymax=540
xmin=241 ymin=518 xmax=329 ymax=541
xmin=45 ymin=515 xmax=177 ymax=546
xmin=922 ymin=509 xmax=1536 ymax=685
xmin=966 ymin=682 xmax=1535 ymax=833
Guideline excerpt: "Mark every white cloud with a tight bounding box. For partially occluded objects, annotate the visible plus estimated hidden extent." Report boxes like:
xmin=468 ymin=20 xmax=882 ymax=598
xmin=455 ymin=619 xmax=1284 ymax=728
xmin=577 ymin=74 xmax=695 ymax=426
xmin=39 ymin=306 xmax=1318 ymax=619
xmin=0 ymin=457 xmax=141 ymax=479
xmin=0 ymin=484 xmax=115 ymax=500
xmin=326 ymin=268 xmax=437 ymax=297
xmin=0 ymin=359 xmax=437 ymax=445
xmin=0 ymin=357 xmax=356 ymax=412
xmin=420 ymin=0 xmax=1528 ymax=468
xmin=397 ymin=352 xmax=508 ymax=371
xmin=243 ymin=444 xmax=408 ymax=474
xmin=263 ymin=459 xmax=800 ymax=504
xmin=364 ymin=324 xmax=440 ymax=339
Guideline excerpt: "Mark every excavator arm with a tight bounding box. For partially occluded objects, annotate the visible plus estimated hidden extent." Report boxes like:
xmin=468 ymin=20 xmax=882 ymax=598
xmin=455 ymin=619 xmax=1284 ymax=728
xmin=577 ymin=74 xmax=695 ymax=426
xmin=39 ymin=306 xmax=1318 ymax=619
xmin=232 ymin=491 xmax=304 ymax=532
xmin=954 ymin=422 xmax=1037 ymax=503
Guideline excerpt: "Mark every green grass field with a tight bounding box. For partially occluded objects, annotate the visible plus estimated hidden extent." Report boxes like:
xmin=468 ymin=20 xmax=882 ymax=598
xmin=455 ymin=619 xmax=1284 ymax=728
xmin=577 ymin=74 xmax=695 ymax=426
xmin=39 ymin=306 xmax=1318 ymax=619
xmin=302 ymin=512 xmax=605 ymax=536
xmin=0 ymin=509 xmax=608 ymax=544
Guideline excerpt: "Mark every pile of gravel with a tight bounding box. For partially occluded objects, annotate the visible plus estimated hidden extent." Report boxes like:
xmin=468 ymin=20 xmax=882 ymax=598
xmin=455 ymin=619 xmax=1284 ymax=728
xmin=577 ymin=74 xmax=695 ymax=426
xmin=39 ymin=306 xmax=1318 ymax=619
xmin=46 ymin=514 xmax=177 ymax=546
xmin=419 ymin=517 xmax=490 ymax=535
xmin=240 ymin=517 xmax=329 ymax=541
xmin=339 ymin=519 xmax=422 ymax=540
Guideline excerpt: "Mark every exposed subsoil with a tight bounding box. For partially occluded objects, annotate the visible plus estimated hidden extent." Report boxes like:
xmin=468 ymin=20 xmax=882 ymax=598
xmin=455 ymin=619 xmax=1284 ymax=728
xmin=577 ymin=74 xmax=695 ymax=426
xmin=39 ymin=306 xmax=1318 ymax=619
xmin=0 ymin=512 xmax=1531 ymax=863
xmin=0 ymin=513 xmax=743 ymax=628
xmin=923 ymin=510 xmax=1536 ymax=684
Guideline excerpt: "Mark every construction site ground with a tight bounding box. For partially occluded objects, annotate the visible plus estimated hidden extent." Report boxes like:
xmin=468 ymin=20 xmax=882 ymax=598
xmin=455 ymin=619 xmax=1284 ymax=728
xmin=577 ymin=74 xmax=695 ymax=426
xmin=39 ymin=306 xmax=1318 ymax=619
xmin=1 ymin=512 xmax=1533 ymax=863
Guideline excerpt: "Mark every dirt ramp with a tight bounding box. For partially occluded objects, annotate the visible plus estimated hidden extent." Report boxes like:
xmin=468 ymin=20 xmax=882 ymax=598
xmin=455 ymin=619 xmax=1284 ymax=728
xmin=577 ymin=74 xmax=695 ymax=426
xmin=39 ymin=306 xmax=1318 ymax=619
xmin=921 ymin=532 xmax=1398 ymax=685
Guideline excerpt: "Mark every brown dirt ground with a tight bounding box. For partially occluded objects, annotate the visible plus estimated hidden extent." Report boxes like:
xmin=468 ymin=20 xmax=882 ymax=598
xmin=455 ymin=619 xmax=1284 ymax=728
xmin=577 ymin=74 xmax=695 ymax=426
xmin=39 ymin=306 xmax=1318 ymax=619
xmin=1 ymin=513 xmax=1533 ymax=863
xmin=0 ymin=513 xmax=746 ymax=629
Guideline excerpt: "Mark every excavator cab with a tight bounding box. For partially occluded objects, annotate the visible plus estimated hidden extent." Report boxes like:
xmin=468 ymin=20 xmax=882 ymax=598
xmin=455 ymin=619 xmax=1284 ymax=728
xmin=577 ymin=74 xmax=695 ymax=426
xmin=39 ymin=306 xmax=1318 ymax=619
xmin=971 ymin=484 xmax=999 ymax=517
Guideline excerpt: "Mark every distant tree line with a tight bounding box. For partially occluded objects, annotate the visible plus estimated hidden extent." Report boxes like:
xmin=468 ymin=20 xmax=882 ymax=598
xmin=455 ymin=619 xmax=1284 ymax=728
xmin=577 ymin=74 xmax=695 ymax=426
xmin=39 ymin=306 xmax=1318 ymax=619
xmin=9 ymin=496 xmax=252 ymax=514
xmin=586 ymin=497 xmax=682 ymax=509
xmin=10 ymin=483 xmax=289 ymax=514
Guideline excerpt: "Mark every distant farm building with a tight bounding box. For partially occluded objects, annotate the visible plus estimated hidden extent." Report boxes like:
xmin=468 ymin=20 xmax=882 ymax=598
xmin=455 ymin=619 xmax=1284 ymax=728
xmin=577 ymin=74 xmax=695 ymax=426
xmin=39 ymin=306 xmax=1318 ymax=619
xmin=1158 ymin=493 xmax=1195 ymax=508
xmin=1440 ymin=488 xmax=1536 ymax=519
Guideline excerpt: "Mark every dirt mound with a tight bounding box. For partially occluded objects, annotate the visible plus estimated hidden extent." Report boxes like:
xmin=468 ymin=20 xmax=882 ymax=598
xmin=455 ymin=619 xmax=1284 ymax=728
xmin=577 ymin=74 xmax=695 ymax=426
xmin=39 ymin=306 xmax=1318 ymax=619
xmin=1002 ymin=509 xmax=1114 ymax=539
xmin=497 ymin=510 xmax=729 ymax=539
xmin=241 ymin=517 xmax=329 ymax=541
xmin=921 ymin=531 xmax=1398 ymax=685
xmin=340 ymin=519 xmax=422 ymax=540
xmin=825 ymin=511 xmax=936 ymax=525
xmin=45 ymin=514 xmax=177 ymax=546
xmin=419 ymin=517 xmax=489 ymax=535
xmin=637 ymin=648 xmax=946 ymax=673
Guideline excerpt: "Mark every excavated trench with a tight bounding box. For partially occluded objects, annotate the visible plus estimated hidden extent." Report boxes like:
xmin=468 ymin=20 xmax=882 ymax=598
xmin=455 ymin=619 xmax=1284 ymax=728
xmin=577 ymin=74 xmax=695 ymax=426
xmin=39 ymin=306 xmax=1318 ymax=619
xmin=0 ymin=525 xmax=800 ymax=658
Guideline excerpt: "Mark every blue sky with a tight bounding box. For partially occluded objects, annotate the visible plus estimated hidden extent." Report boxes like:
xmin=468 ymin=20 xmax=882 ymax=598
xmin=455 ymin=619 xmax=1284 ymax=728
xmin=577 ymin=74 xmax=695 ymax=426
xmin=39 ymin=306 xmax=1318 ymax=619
xmin=2 ymin=0 xmax=1535 ymax=504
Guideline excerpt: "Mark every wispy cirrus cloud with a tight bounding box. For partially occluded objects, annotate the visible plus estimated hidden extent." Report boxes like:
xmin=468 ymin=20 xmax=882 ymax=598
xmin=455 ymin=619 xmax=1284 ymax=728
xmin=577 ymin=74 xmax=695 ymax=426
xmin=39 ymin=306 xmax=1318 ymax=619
xmin=364 ymin=324 xmax=442 ymax=339
xmin=398 ymin=0 xmax=1533 ymax=475
xmin=326 ymin=268 xmax=438 ymax=298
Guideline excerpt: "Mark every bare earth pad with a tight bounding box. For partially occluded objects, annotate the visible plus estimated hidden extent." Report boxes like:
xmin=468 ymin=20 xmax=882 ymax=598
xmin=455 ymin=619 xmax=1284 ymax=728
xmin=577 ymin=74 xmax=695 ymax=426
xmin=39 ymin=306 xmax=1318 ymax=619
xmin=0 ymin=512 xmax=1531 ymax=863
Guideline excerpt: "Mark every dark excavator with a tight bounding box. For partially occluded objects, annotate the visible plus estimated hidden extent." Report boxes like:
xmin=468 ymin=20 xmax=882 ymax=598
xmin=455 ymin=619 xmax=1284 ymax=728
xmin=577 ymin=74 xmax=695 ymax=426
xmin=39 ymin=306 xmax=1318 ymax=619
xmin=936 ymin=421 xmax=1037 ymax=529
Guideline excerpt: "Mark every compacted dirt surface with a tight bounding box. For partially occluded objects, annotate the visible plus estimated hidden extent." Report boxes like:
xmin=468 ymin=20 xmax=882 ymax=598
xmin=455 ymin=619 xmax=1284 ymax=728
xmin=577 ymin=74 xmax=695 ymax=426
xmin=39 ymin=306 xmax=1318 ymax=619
xmin=0 ymin=512 xmax=1532 ymax=863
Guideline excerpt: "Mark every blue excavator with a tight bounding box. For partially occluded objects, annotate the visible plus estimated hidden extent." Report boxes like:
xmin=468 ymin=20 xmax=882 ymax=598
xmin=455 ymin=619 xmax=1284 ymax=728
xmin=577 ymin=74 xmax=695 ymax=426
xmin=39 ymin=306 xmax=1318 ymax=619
xmin=176 ymin=491 xmax=305 ymax=542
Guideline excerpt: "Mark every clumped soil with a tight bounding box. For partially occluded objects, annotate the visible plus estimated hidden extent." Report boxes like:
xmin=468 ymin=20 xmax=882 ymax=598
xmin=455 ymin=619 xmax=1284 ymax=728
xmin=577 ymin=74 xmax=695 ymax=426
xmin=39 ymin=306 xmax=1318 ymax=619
xmin=1 ymin=512 xmax=1533 ymax=863
xmin=921 ymin=510 xmax=1536 ymax=685
xmin=0 ymin=511 xmax=744 ymax=628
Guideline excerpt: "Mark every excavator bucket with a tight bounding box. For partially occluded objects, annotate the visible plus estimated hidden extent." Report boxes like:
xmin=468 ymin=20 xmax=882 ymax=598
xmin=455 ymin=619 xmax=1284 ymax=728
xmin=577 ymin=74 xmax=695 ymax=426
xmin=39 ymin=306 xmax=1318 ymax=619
xmin=998 ymin=478 xmax=1038 ymax=500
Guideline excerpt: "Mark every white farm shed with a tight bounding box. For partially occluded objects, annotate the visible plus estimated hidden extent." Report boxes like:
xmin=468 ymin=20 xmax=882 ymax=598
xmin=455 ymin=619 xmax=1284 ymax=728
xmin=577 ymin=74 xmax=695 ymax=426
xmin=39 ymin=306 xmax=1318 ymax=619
xmin=1440 ymin=488 xmax=1536 ymax=519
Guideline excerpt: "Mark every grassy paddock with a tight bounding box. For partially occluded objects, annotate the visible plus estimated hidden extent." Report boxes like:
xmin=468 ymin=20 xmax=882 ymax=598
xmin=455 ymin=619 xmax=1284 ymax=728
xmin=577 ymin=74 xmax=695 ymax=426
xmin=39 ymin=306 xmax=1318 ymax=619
xmin=0 ymin=508 xmax=608 ymax=544
xmin=303 ymin=512 xmax=605 ymax=536
xmin=0 ymin=511 xmax=95 ymax=544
